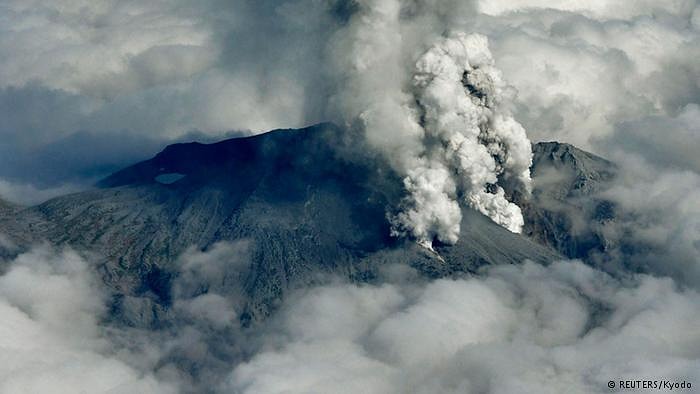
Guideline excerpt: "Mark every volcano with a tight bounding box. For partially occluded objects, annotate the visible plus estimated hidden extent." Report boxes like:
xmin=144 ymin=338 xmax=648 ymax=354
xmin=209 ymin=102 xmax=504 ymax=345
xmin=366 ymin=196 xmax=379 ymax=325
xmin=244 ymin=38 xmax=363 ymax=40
xmin=0 ymin=123 xmax=616 ymax=326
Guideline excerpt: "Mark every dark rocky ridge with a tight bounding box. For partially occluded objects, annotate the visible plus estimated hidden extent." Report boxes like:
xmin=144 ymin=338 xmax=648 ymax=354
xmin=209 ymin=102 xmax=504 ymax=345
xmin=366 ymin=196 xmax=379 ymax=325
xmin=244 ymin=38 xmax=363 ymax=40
xmin=0 ymin=197 xmax=16 ymax=216
xmin=0 ymin=198 xmax=19 ymax=260
xmin=0 ymin=123 xmax=621 ymax=326
xmin=517 ymin=141 xmax=618 ymax=264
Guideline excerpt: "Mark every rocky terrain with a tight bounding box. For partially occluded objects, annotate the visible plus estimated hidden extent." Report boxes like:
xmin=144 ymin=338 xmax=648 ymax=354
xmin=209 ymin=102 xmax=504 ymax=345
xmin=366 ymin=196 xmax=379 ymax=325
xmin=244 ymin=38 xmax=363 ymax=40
xmin=517 ymin=141 xmax=618 ymax=263
xmin=0 ymin=197 xmax=15 ymax=216
xmin=0 ymin=123 xmax=619 ymax=326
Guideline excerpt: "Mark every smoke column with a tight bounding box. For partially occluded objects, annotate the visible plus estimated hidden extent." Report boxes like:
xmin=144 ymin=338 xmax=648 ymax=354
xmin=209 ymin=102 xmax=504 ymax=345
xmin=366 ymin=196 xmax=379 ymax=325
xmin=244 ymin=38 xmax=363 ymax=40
xmin=328 ymin=1 xmax=532 ymax=248
xmin=405 ymin=32 xmax=533 ymax=235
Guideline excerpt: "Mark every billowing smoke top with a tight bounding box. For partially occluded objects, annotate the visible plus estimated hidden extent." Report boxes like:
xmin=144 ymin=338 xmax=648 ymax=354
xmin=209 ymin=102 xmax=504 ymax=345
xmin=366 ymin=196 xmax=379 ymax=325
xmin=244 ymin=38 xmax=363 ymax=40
xmin=331 ymin=3 xmax=532 ymax=249
xmin=398 ymin=33 xmax=533 ymax=243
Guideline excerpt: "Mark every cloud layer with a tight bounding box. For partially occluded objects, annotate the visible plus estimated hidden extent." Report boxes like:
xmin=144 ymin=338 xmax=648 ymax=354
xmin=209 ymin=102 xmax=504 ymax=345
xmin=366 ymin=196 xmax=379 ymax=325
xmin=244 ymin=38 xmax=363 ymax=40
xmin=3 ymin=245 xmax=699 ymax=394
xmin=0 ymin=246 xmax=175 ymax=394
xmin=226 ymin=260 xmax=700 ymax=394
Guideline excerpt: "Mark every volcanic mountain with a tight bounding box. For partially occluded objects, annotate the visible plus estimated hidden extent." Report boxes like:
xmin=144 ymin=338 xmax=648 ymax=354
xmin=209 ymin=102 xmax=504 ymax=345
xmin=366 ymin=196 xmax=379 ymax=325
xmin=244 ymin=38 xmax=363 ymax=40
xmin=0 ymin=123 xmax=615 ymax=326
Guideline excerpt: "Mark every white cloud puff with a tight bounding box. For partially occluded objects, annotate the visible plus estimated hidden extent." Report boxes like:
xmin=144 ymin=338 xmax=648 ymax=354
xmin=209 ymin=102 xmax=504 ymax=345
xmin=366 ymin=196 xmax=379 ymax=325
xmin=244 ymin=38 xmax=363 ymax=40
xmin=330 ymin=3 xmax=533 ymax=243
xmin=0 ymin=179 xmax=83 ymax=205
xmin=475 ymin=2 xmax=699 ymax=150
xmin=0 ymin=246 xmax=175 ymax=394
xmin=477 ymin=0 xmax=695 ymax=19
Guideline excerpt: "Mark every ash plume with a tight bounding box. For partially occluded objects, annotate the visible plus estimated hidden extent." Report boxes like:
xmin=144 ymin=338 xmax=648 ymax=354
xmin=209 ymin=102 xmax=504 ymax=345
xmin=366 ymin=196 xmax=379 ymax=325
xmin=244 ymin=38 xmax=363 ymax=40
xmin=402 ymin=32 xmax=532 ymax=237
xmin=328 ymin=1 xmax=532 ymax=247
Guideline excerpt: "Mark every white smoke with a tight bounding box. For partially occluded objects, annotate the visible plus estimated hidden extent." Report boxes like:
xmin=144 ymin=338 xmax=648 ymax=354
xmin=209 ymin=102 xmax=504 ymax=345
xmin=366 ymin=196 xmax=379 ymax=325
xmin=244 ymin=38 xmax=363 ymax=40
xmin=408 ymin=32 xmax=532 ymax=234
xmin=326 ymin=0 xmax=461 ymax=246
xmin=329 ymin=1 xmax=532 ymax=246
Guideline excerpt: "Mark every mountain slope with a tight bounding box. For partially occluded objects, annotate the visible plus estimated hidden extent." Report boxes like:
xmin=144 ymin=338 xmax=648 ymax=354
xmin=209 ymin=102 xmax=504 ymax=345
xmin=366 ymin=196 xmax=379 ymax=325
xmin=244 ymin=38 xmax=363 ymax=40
xmin=517 ymin=141 xmax=617 ymax=261
xmin=0 ymin=197 xmax=15 ymax=216
xmin=0 ymin=198 xmax=18 ymax=259
xmin=0 ymin=123 xmax=560 ymax=325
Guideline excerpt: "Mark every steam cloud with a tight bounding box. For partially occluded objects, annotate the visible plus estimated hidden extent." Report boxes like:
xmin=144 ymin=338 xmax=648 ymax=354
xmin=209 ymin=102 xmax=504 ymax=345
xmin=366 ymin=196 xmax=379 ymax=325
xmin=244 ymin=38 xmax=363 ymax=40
xmin=405 ymin=32 xmax=531 ymax=237
xmin=330 ymin=1 xmax=532 ymax=246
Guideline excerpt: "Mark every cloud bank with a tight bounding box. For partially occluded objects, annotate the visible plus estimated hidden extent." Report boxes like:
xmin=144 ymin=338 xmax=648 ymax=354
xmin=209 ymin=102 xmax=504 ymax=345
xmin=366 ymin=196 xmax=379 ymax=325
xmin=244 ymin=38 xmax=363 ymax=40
xmin=3 ymin=245 xmax=699 ymax=394
xmin=226 ymin=260 xmax=700 ymax=394
xmin=0 ymin=242 xmax=255 ymax=393
xmin=0 ymin=246 xmax=175 ymax=394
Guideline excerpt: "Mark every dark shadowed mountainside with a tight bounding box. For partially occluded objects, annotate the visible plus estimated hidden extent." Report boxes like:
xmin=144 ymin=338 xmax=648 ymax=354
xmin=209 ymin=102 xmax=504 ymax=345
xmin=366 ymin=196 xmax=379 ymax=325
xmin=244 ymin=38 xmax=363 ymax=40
xmin=0 ymin=197 xmax=16 ymax=216
xmin=517 ymin=141 xmax=618 ymax=266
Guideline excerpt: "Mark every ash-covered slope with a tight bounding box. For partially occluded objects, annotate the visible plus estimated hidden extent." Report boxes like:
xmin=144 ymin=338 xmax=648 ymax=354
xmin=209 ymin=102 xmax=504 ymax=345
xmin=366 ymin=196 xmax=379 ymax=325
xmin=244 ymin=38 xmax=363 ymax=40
xmin=0 ymin=198 xmax=19 ymax=260
xmin=0 ymin=197 xmax=16 ymax=217
xmin=1 ymin=123 xmax=559 ymax=325
xmin=517 ymin=141 xmax=618 ymax=262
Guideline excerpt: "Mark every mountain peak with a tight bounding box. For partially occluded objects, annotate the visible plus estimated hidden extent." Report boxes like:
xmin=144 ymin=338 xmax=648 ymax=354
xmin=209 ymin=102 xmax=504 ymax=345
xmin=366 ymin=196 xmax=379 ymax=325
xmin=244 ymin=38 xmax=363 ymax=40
xmin=0 ymin=196 xmax=16 ymax=215
xmin=521 ymin=140 xmax=618 ymax=261
xmin=98 ymin=123 xmax=344 ymax=189
xmin=532 ymin=141 xmax=616 ymax=196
